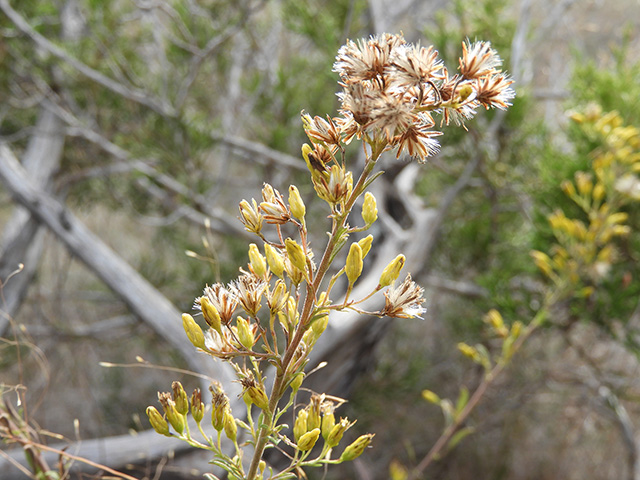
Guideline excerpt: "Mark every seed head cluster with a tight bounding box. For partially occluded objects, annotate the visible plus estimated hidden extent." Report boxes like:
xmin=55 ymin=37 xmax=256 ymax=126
xmin=322 ymin=33 xmax=515 ymax=162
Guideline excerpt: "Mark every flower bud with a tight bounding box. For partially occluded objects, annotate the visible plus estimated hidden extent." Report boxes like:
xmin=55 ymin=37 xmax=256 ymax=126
xmin=362 ymin=192 xmax=378 ymax=225
xmin=172 ymin=381 xmax=189 ymax=415
xmin=321 ymin=408 xmax=336 ymax=440
xmin=457 ymin=84 xmax=474 ymax=102
xmin=379 ymin=255 xmax=405 ymax=287
xmin=326 ymin=417 xmax=352 ymax=448
xmin=239 ymin=199 xmax=263 ymax=234
xmin=224 ymin=411 xmax=238 ymax=442
xmin=268 ymin=279 xmax=288 ymax=314
xmin=307 ymin=404 xmax=321 ymax=432
xmin=484 ymin=309 xmax=508 ymax=338
xmin=290 ymin=373 xmax=304 ymax=394
xmin=302 ymin=327 xmax=316 ymax=347
xmin=182 ymin=313 xmax=205 ymax=349
xmin=191 ymin=389 xmax=204 ymax=424
xmin=345 ymin=243 xmax=363 ymax=285
xmin=294 ymin=409 xmax=309 ymax=442
xmin=246 ymin=385 xmax=270 ymax=412
xmin=146 ymin=406 xmax=170 ymax=436
xmin=158 ymin=393 xmax=185 ymax=435
xmin=289 ymin=185 xmax=306 ymax=221
xmin=340 ymin=434 xmax=374 ymax=461
xmin=265 ymin=244 xmax=285 ymax=278
xmin=200 ymin=296 xmax=222 ymax=334
xmin=236 ymin=316 xmax=255 ymax=350
xmin=311 ymin=314 xmax=329 ymax=337
xmin=297 ymin=428 xmax=321 ymax=451
xmin=285 ymin=238 xmax=307 ymax=272
xmin=248 ymin=244 xmax=267 ymax=278
xmin=210 ymin=385 xmax=229 ymax=432
xmin=421 ymin=389 xmax=441 ymax=404
xmin=358 ymin=234 xmax=373 ymax=258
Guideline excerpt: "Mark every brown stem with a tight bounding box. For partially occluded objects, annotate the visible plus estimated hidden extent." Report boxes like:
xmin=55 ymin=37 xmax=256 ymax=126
xmin=245 ymin=152 xmax=380 ymax=479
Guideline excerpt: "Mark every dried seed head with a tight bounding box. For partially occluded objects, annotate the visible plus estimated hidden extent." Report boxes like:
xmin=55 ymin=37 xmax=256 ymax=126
xmin=459 ymin=40 xmax=502 ymax=79
xmin=260 ymin=183 xmax=290 ymax=224
xmin=230 ymin=273 xmax=267 ymax=317
xmin=381 ymin=274 xmax=426 ymax=319
xmin=302 ymin=112 xmax=342 ymax=146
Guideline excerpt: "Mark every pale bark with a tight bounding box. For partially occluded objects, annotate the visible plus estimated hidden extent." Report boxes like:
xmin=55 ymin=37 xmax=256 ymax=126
xmin=0 ymin=144 xmax=243 ymax=477
xmin=0 ymin=108 xmax=64 ymax=334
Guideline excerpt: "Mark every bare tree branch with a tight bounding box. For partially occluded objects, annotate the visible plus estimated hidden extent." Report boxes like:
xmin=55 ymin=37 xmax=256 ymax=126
xmin=0 ymin=143 xmax=247 ymax=477
xmin=0 ymin=0 xmax=176 ymax=118
xmin=0 ymin=108 xmax=65 ymax=334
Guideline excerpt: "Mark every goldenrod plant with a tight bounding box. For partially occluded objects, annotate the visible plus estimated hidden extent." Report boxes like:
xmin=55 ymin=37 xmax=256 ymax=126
xmin=390 ymin=106 xmax=640 ymax=480
xmin=146 ymin=33 xmax=514 ymax=480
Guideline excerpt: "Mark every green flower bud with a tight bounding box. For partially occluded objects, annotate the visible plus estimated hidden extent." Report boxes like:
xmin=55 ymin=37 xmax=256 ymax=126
xmin=172 ymin=381 xmax=189 ymax=416
xmin=294 ymin=409 xmax=309 ymax=443
xmin=289 ymin=185 xmax=306 ymax=221
xmin=190 ymin=389 xmax=204 ymax=424
xmin=159 ymin=393 xmax=185 ymax=435
xmin=311 ymin=314 xmax=329 ymax=337
xmin=200 ymin=296 xmax=222 ymax=334
xmin=239 ymin=199 xmax=263 ymax=234
xmin=236 ymin=316 xmax=255 ymax=350
xmin=297 ymin=428 xmax=321 ymax=451
xmin=290 ymin=373 xmax=304 ymax=394
xmin=340 ymin=434 xmax=374 ymax=461
xmin=210 ymin=385 xmax=229 ymax=432
xmin=379 ymin=254 xmax=405 ymax=287
xmin=285 ymin=238 xmax=307 ymax=272
xmin=268 ymin=279 xmax=288 ymax=314
xmin=182 ymin=313 xmax=205 ymax=349
xmin=307 ymin=404 xmax=321 ymax=432
xmin=248 ymin=243 xmax=267 ymax=278
xmin=224 ymin=411 xmax=237 ymax=442
xmin=246 ymin=386 xmax=270 ymax=412
xmin=362 ymin=192 xmax=378 ymax=225
xmin=345 ymin=243 xmax=363 ymax=285
xmin=358 ymin=235 xmax=373 ymax=258
xmin=265 ymin=243 xmax=285 ymax=278
xmin=326 ymin=417 xmax=353 ymax=448
xmin=321 ymin=408 xmax=336 ymax=441
xmin=146 ymin=406 xmax=170 ymax=436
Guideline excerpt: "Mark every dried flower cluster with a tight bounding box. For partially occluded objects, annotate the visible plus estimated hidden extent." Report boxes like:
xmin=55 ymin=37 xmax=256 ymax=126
xmin=146 ymin=33 xmax=513 ymax=480
xmin=313 ymin=33 xmax=514 ymax=162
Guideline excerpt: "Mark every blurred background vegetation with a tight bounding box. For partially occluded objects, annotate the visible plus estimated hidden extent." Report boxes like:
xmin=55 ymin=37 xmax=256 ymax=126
xmin=1 ymin=0 xmax=640 ymax=479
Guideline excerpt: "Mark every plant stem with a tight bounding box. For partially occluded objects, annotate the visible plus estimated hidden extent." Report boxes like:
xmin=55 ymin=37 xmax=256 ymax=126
xmin=245 ymin=152 xmax=380 ymax=479
xmin=408 ymin=302 xmax=550 ymax=479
